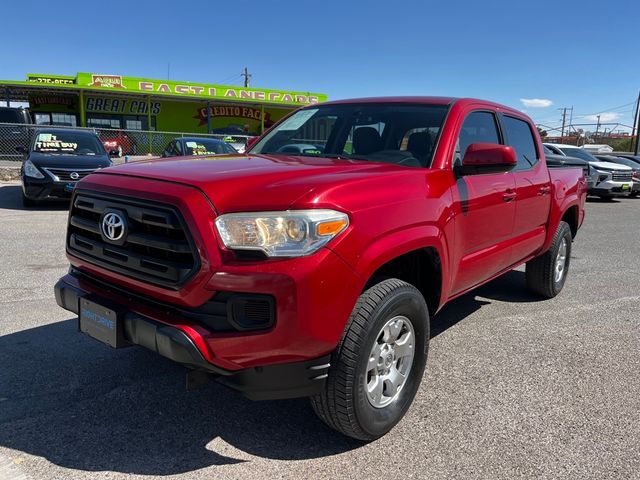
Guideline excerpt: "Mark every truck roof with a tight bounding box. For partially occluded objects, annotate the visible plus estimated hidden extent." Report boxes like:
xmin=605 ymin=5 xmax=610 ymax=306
xmin=317 ymin=96 xmax=526 ymax=117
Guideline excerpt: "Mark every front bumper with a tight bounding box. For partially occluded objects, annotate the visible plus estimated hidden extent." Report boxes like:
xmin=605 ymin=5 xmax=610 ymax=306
xmin=23 ymin=175 xmax=75 ymax=200
xmin=589 ymin=179 xmax=633 ymax=197
xmin=55 ymin=274 xmax=331 ymax=400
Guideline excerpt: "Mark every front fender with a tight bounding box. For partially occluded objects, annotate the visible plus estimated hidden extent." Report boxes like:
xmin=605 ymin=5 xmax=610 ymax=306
xmin=340 ymin=223 xmax=450 ymax=308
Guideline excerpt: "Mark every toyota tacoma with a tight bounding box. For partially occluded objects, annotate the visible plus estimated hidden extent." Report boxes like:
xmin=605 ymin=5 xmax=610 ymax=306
xmin=55 ymin=97 xmax=586 ymax=440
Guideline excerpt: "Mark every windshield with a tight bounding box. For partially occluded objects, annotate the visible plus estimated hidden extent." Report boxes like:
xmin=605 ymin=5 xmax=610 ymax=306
xmin=33 ymin=131 xmax=105 ymax=155
xmin=558 ymin=147 xmax=598 ymax=162
xmin=184 ymin=139 xmax=236 ymax=155
xmin=251 ymin=103 xmax=450 ymax=168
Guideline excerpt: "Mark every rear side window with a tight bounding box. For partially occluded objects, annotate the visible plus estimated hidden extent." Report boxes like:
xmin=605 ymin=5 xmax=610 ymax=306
xmin=453 ymin=111 xmax=501 ymax=167
xmin=502 ymin=116 xmax=538 ymax=170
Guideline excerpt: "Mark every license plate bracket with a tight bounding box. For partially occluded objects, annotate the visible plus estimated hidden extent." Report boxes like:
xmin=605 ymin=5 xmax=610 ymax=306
xmin=79 ymin=295 xmax=129 ymax=348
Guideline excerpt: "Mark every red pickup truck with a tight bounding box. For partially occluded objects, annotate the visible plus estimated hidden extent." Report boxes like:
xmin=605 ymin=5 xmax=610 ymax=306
xmin=55 ymin=97 xmax=586 ymax=440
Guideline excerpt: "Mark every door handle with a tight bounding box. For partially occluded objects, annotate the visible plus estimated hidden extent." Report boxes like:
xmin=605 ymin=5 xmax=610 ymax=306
xmin=538 ymin=185 xmax=551 ymax=196
xmin=502 ymin=189 xmax=517 ymax=202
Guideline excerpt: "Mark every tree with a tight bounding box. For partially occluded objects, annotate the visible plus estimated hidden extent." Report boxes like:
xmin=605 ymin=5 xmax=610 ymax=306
xmin=537 ymin=127 xmax=548 ymax=138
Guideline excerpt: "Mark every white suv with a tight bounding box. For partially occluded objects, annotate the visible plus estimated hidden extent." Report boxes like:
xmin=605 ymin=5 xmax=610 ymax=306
xmin=544 ymin=143 xmax=633 ymax=199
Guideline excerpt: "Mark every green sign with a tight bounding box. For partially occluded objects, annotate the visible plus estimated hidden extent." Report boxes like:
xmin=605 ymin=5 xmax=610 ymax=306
xmin=27 ymin=73 xmax=75 ymax=85
xmin=75 ymin=72 xmax=326 ymax=106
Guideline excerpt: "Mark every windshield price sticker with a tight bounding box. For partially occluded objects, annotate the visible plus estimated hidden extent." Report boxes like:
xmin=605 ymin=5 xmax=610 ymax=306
xmin=277 ymin=109 xmax=318 ymax=131
xmin=35 ymin=134 xmax=78 ymax=152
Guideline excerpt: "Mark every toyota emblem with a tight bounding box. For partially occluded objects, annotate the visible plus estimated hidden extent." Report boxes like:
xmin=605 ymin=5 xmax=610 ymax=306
xmin=70 ymin=172 xmax=80 ymax=180
xmin=101 ymin=212 xmax=126 ymax=242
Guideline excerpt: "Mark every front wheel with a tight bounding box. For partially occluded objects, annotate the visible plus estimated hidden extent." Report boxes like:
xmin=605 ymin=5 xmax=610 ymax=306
xmin=310 ymin=278 xmax=429 ymax=441
xmin=526 ymin=221 xmax=572 ymax=298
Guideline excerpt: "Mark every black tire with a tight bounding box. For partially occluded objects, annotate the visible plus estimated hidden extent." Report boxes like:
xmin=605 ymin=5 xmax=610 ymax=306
xmin=598 ymin=195 xmax=614 ymax=201
xmin=310 ymin=278 xmax=430 ymax=441
xmin=525 ymin=221 xmax=572 ymax=298
xmin=22 ymin=193 xmax=36 ymax=207
xmin=629 ymin=192 xmax=638 ymax=198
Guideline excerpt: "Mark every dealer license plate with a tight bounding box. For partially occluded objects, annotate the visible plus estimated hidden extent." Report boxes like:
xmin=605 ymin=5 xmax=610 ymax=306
xmin=622 ymin=184 xmax=630 ymax=191
xmin=79 ymin=297 xmax=127 ymax=348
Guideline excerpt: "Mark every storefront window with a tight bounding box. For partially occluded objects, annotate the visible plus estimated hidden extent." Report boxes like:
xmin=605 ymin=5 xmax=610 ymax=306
xmin=34 ymin=112 xmax=77 ymax=126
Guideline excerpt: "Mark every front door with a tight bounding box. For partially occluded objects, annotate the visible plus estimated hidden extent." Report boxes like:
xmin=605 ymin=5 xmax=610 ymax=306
xmin=450 ymin=111 xmax=517 ymax=294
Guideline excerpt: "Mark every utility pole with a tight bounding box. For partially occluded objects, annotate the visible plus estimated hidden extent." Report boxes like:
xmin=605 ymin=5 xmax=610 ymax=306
xmin=560 ymin=107 xmax=568 ymax=143
xmin=632 ymin=90 xmax=640 ymax=155
xmin=242 ymin=67 xmax=252 ymax=88
xmin=595 ymin=115 xmax=601 ymax=137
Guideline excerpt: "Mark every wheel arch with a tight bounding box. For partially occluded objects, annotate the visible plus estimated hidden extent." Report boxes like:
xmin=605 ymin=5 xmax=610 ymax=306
xmin=354 ymin=226 xmax=449 ymax=316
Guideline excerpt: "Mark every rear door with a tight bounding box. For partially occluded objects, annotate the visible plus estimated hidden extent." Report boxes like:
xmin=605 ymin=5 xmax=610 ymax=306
xmin=450 ymin=110 xmax=517 ymax=295
xmin=500 ymin=115 xmax=551 ymax=264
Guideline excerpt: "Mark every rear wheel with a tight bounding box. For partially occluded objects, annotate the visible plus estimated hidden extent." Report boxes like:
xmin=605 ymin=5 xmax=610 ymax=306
xmin=310 ymin=278 xmax=429 ymax=441
xmin=526 ymin=221 xmax=572 ymax=298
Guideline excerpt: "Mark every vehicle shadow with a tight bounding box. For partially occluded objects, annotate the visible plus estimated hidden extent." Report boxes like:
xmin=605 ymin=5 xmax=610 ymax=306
xmin=0 ymin=184 xmax=69 ymax=211
xmin=586 ymin=196 xmax=621 ymax=203
xmin=0 ymin=270 xmax=545 ymax=475
xmin=431 ymin=270 xmax=540 ymax=337
xmin=0 ymin=318 xmax=365 ymax=476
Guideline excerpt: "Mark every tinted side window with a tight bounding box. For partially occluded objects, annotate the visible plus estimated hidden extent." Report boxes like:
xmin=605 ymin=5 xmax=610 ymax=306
xmin=0 ymin=109 xmax=21 ymax=123
xmin=502 ymin=116 xmax=538 ymax=170
xmin=453 ymin=111 xmax=501 ymax=167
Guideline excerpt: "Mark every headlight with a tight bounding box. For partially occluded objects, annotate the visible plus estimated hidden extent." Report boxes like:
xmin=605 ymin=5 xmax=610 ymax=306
xmin=23 ymin=159 xmax=44 ymax=179
xmin=215 ymin=209 xmax=349 ymax=257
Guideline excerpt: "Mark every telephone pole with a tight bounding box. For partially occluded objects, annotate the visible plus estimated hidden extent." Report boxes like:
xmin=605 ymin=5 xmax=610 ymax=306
xmin=632 ymin=90 xmax=640 ymax=155
xmin=595 ymin=115 xmax=601 ymax=137
xmin=560 ymin=107 xmax=568 ymax=143
xmin=241 ymin=67 xmax=252 ymax=88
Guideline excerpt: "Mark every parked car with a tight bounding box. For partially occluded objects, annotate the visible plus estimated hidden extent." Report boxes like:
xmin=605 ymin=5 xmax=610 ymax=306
xmin=594 ymin=155 xmax=640 ymax=197
xmin=55 ymin=97 xmax=586 ymax=440
xmin=616 ymin=154 xmax=640 ymax=165
xmin=100 ymin=130 xmax=137 ymax=157
xmin=543 ymin=146 xmax=596 ymax=190
xmin=161 ymin=137 xmax=237 ymax=157
xmin=0 ymin=106 xmax=33 ymax=159
xmin=19 ymin=128 xmax=113 ymax=206
xmin=544 ymin=143 xmax=633 ymax=199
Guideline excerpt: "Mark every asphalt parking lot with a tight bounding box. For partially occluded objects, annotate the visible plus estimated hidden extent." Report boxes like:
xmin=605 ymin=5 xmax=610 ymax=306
xmin=0 ymin=181 xmax=638 ymax=480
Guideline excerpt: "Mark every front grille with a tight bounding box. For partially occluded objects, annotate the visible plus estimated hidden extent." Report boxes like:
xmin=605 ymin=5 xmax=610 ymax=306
xmin=67 ymin=192 xmax=199 ymax=289
xmin=611 ymin=171 xmax=632 ymax=182
xmin=44 ymin=168 xmax=96 ymax=182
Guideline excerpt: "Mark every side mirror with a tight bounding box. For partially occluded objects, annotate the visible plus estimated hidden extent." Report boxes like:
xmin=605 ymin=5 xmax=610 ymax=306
xmin=15 ymin=145 xmax=26 ymax=154
xmin=245 ymin=136 xmax=259 ymax=151
xmin=459 ymin=143 xmax=517 ymax=175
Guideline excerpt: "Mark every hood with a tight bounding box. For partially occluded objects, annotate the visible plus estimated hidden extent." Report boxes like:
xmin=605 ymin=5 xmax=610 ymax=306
xmin=28 ymin=151 xmax=112 ymax=169
xmin=93 ymin=153 xmax=415 ymax=212
xmin=589 ymin=161 xmax=632 ymax=171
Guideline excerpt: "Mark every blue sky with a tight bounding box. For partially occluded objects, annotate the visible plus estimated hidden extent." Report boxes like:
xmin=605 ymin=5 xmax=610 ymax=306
xmin=1 ymin=0 xmax=638 ymax=133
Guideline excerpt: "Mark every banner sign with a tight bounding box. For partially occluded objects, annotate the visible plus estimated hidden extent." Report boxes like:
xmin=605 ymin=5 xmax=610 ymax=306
xmin=193 ymin=105 xmax=273 ymax=126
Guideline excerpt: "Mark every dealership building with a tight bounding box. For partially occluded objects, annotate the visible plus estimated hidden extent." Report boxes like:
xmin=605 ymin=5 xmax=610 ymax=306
xmin=0 ymin=72 xmax=327 ymax=136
